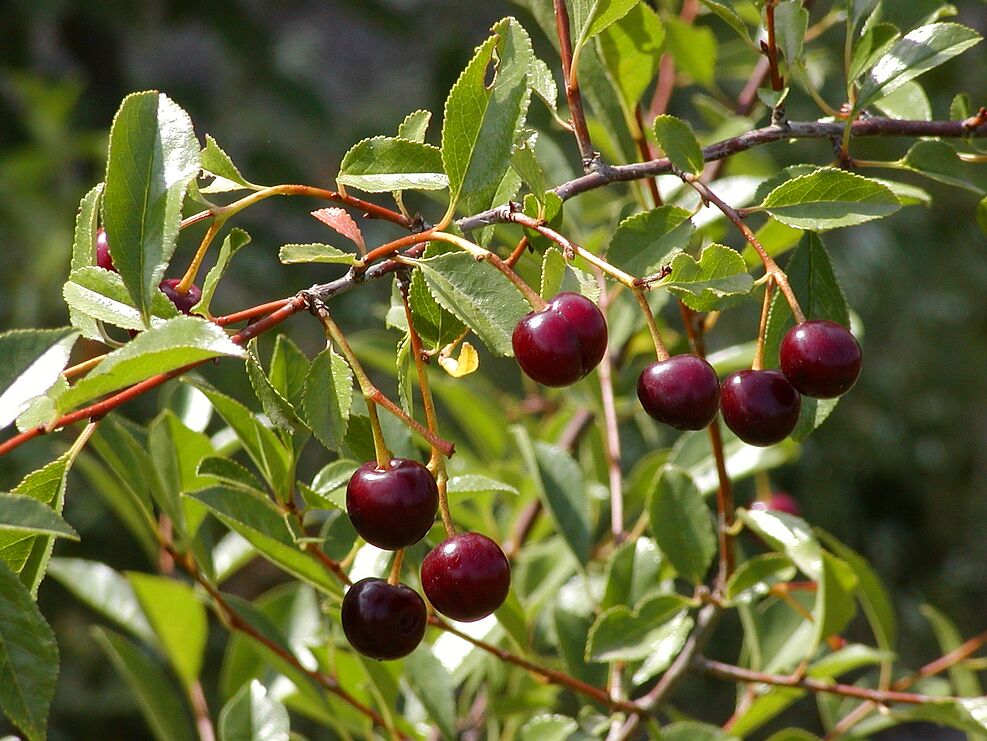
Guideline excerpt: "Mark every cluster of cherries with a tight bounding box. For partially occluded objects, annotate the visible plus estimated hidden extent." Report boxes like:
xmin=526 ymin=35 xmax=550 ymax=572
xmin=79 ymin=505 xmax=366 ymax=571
xmin=512 ymin=292 xmax=861 ymax=446
xmin=95 ymin=228 xmax=202 ymax=314
xmin=343 ymin=459 xmax=511 ymax=660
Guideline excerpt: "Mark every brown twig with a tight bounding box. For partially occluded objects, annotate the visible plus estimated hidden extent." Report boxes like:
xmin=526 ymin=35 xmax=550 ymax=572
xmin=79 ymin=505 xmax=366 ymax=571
xmin=695 ymin=657 xmax=954 ymax=706
xmin=553 ymin=0 xmax=596 ymax=168
xmin=593 ymin=272 xmax=626 ymax=542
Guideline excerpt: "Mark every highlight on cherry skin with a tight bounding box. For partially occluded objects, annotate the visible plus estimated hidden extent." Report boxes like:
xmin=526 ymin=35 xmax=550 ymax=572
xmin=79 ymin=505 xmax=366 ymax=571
xmin=159 ymin=277 xmax=202 ymax=315
xmin=512 ymin=292 xmax=607 ymax=387
xmin=721 ymin=369 xmax=801 ymax=447
xmin=780 ymin=319 xmax=862 ymax=399
xmin=95 ymin=227 xmax=115 ymax=272
xmin=340 ymin=577 xmax=428 ymax=661
xmin=637 ymin=354 xmax=721 ymax=431
xmin=346 ymin=458 xmax=439 ymax=550
xmin=421 ymin=532 xmax=511 ymax=622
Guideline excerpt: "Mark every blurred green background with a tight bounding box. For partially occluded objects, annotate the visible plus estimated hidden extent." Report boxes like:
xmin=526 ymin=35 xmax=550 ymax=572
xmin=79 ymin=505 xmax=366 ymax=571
xmin=1 ymin=0 xmax=986 ymax=738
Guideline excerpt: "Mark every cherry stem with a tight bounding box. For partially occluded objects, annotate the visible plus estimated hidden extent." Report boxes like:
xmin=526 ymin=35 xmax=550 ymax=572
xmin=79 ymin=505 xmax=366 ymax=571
xmin=427 ymin=232 xmax=546 ymax=310
xmin=177 ymin=217 xmax=225 ymax=294
xmin=753 ymin=277 xmax=776 ymax=371
xmin=678 ymin=301 xmax=735 ymax=583
xmin=398 ymin=276 xmax=455 ymax=537
xmin=388 ymin=550 xmax=404 ymax=586
xmin=632 ymin=288 xmax=670 ymax=362
xmin=681 ymin=174 xmax=806 ymax=324
xmin=310 ymin=298 xmax=454 ymax=461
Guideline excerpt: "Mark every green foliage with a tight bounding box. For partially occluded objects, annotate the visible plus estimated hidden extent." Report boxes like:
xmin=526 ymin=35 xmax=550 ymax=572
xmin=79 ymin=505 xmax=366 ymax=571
xmin=1 ymin=1 xmax=986 ymax=738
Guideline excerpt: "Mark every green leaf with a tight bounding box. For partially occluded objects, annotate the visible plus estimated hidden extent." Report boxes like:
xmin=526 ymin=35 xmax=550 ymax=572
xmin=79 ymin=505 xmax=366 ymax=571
xmin=201 ymin=134 xmax=260 ymax=192
xmin=849 ymin=23 xmax=900 ymax=82
xmin=598 ymin=4 xmax=664 ymax=111
xmin=197 ymin=228 xmax=251 ymax=315
xmin=0 ymin=454 xmax=70 ymax=592
xmin=444 ymin=17 xmax=537 ymax=211
xmin=197 ymin=457 xmax=266 ymax=496
xmin=586 ymin=593 xmax=692 ymax=662
xmin=0 ymin=328 xmax=77 ymax=429
xmin=737 ymin=508 xmax=822 ymax=580
xmin=102 ymin=91 xmax=201 ymax=322
xmin=873 ymin=80 xmax=931 ymax=121
xmin=892 ymin=698 xmax=987 ymax=736
xmin=337 ymin=136 xmax=448 ymax=193
xmin=652 ymin=115 xmax=705 ymax=176
xmin=663 ymin=16 xmax=717 ymax=87
xmin=71 ymin=183 xmax=103 ymax=272
xmin=277 ymin=243 xmax=360 ymax=265
xmin=661 ymin=243 xmax=754 ymax=312
xmin=247 ymin=344 xmax=303 ymax=435
xmin=0 ymin=560 xmax=58 ymax=741
xmin=698 ymin=1 xmax=753 ymax=45
xmin=759 ymin=169 xmax=900 ymax=230
xmin=269 ymin=335 xmax=310 ymax=409
xmin=631 ymin=611 xmax=693 ymax=684
xmin=397 ymin=109 xmax=431 ymax=143
xmin=302 ymin=346 xmax=354 ymax=453
xmin=856 ymin=23 xmax=982 ymax=110
xmin=725 ymin=553 xmax=796 ymax=604
xmin=0 ymin=494 xmax=77 ymax=541
xmin=93 ymin=627 xmax=197 ymax=741
xmin=415 ymin=252 xmax=531 ymax=357
xmin=188 ymin=489 xmax=341 ymax=596
xmin=183 ymin=381 xmax=293 ymax=500
xmin=979 ymin=196 xmax=987 ymax=237
xmin=218 ymin=680 xmax=290 ymax=741
xmin=64 ymin=267 xmax=181 ymax=335
xmin=405 ymin=646 xmax=457 ymax=741
xmin=446 ymin=474 xmax=519 ymax=497
xmin=920 ymin=604 xmax=983 ymax=696
xmin=900 ymin=140 xmax=983 ymax=193
xmin=128 ymin=573 xmax=208 ymax=688
xmin=605 ymin=206 xmax=694 ymax=278
xmin=539 ymin=248 xmax=598 ymax=302
xmin=512 ymin=427 xmax=592 ymax=565
xmin=575 ymin=0 xmax=639 ymax=48
xmin=648 ymin=467 xmax=716 ymax=585
xmin=774 ymin=1 xmax=809 ymax=62
xmin=520 ymin=715 xmax=578 ymax=741
xmin=47 ymin=558 xmax=156 ymax=644
xmin=408 ymin=268 xmax=466 ymax=352
xmin=811 ymin=553 xmax=858 ymax=652
xmin=149 ymin=411 xmax=216 ymax=533
xmin=849 ymin=0 xmax=880 ymax=32
xmin=817 ymin=529 xmax=896 ymax=652
xmin=57 ymin=316 xmax=245 ymax=413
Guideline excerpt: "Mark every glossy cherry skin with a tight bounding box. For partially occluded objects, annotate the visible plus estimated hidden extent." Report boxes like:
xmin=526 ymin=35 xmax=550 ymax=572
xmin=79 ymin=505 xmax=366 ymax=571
xmin=421 ymin=533 xmax=511 ymax=622
xmin=721 ymin=370 xmax=801 ymax=447
xmin=780 ymin=320 xmax=862 ymax=399
xmin=637 ymin=354 xmax=720 ymax=430
xmin=751 ymin=491 xmax=801 ymax=517
xmin=512 ymin=292 xmax=607 ymax=387
xmin=346 ymin=458 xmax=438 ymax=550
xmin=340 ymin=578 xmax=427 ymax=660
xmin=159 ymin=278 xmax=202 ymax=315
xmin=95 ymin=228 xmax=116 ymax=272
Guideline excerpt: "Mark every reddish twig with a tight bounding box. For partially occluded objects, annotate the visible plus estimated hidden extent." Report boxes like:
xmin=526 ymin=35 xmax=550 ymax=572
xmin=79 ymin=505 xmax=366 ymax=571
xmin=553 ymin=0 xmax=596 ymax=167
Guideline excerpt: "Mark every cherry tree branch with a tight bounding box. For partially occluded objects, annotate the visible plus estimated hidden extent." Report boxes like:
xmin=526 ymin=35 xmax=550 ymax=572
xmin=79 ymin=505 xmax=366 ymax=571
xmin=457 ymin=115 xmax=987 ymax=233
xmin=553 ymin=0 xmax=596 ymax=167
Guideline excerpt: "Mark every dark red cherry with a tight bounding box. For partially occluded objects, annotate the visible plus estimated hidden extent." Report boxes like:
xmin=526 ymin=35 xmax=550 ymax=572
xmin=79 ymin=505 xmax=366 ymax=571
xmin=721 ymin=370 xmax=801 ymax=447
xmin=421 ymin=532 xmax=511 ymax=622
xmin=95 ymin=228 xmax=116 ymax=272
xmin=637 ymin=354 xmax=720 ymax=430
xmin=346 ymin=458 xmax=438 ymax=550
xmin=512 ymin=292 xmax=607 ymax=387
xmin=159 ymin=278 xmax=202 ymax=315
xmin=340 ymin=578 xmax=427 ymax=660
xmin=780 ymin=320 xmax=861 ymax=399
xmin=751 ymin=491 xmax=801 ymax=517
